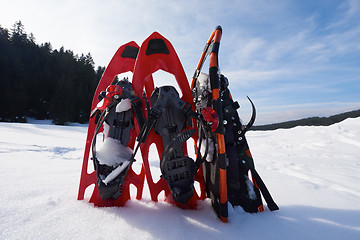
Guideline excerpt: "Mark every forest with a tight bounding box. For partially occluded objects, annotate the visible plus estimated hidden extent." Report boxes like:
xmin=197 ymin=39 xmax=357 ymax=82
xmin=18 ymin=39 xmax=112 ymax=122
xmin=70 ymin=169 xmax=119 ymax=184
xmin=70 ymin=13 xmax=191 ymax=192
xmin=0 ymin=21 xmax=104 ymax=124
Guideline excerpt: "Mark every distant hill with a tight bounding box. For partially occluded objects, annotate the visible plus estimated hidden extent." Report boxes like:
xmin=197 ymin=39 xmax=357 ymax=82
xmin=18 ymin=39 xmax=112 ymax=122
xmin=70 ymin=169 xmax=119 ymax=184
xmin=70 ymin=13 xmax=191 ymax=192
xmin=251 ymin=109 xmax=360 ymax=131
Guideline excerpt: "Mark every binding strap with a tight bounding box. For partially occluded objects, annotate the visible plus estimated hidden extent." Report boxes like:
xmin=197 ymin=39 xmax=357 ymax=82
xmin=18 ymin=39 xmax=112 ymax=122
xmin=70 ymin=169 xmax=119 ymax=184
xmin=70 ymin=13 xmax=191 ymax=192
xmin=250 ymin=169 xmax=279 ymax=211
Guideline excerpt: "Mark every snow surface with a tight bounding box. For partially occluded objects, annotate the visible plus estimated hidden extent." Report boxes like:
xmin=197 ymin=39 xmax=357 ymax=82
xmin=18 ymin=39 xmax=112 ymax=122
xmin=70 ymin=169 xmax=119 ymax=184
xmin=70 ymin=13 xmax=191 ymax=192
xmin=1 ymin=118 xmax=360 ymax=240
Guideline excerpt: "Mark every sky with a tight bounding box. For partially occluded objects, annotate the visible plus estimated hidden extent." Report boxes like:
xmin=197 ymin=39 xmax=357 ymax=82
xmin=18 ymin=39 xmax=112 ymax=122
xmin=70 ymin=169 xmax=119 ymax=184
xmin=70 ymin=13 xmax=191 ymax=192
xmin=1 ymin=0 xmax=360 ymax=124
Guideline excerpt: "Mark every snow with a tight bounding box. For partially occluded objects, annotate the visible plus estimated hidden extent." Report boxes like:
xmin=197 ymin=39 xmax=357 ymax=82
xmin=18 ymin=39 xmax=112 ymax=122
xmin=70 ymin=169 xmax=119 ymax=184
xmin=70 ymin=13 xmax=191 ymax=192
xmin=96 ymin=137 xmax=133 ymax=167
xmin=198 ymin=137 xmax=215 ymax=162
xmin=115 ymin=98 xmax=132 ymax=113
xmin=245 ymin=177 xmax=257 ymax=200
xmin=194 ymin=72 xmax=211 ymax=109
xmin=1 ymin=118 xmax=360 ymax=239
xmin=96 ymin=137 xmax=133 ymax=184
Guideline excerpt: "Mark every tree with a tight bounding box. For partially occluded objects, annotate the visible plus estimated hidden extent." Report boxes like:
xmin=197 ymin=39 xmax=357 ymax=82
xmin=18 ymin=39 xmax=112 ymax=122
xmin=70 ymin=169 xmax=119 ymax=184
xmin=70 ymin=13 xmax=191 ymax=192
xmin=10 ymin=20 xmax=27 ymax=43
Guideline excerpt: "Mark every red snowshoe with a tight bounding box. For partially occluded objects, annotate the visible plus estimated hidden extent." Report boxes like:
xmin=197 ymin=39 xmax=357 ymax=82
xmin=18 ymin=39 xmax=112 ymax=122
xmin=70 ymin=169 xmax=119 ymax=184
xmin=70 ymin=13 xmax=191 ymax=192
xmin=131 ymin=31 xmax=206 ymax=207
xmin=77 ymin=42 xmax=146 ymax=207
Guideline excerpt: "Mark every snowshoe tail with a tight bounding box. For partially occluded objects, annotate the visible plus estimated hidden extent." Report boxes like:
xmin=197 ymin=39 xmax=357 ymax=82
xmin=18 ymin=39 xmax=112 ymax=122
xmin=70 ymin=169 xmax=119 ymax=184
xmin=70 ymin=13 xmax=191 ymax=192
xmin=131 ymin=32 xmax=206 ymax=207
xmin=78 ymin=42 xmax=145 ymax=207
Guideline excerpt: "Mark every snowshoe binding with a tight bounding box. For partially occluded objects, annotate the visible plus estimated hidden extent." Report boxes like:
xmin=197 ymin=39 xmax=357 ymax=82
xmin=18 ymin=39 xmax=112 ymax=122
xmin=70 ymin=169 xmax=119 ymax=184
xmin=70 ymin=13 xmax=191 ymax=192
xmin=149 ymin=86 xmax=197 ymax=204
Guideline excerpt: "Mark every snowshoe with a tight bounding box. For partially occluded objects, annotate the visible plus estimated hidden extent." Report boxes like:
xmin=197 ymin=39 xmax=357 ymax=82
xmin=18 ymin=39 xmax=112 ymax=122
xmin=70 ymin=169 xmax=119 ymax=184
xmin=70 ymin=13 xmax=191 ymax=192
xmin=148 ymin=86 xmax=197 ymax=204
xmin=191 ymin=26 xmax=278 ymax=222
xmin=131 ymin=32 xmax=206 ymax=206
xmin=78 ymin=42 xmax=146 ymax=207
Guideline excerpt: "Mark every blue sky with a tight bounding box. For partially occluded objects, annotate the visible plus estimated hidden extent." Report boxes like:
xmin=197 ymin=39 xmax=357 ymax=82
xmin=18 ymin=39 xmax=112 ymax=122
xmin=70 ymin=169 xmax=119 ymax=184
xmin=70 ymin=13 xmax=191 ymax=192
xmin=1 ymin=0 xmax=359 ymax=124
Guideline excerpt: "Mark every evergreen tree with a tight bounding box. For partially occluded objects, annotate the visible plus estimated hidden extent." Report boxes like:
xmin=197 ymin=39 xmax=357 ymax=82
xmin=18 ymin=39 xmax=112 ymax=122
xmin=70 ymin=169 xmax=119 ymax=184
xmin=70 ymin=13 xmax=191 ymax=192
xmin=0 ymin=21 xmax=101 ymax=124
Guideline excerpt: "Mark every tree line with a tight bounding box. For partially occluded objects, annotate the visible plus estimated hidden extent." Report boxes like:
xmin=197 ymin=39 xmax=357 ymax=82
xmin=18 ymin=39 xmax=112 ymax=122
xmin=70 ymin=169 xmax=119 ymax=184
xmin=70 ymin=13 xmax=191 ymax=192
xmin=0 ymin=21 xmax=105 ymax=124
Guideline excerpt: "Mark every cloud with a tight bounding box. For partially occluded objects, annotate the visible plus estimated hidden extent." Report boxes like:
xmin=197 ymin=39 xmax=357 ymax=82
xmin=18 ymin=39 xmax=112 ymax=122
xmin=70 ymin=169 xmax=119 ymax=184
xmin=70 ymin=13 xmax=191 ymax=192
xmin=326 ymin=0 xmax=360 ymax=29
xmin=221 ymin=1 xmax=360 ymax=89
